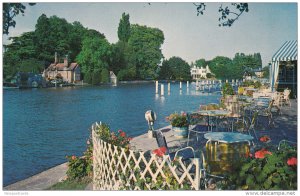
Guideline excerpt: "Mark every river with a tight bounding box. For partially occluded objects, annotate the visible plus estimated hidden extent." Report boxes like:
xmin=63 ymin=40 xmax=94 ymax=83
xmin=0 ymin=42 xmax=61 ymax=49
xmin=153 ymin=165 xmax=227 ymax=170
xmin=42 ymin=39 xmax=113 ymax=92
xmin=3 ymin=82 xmax=221 ymax=186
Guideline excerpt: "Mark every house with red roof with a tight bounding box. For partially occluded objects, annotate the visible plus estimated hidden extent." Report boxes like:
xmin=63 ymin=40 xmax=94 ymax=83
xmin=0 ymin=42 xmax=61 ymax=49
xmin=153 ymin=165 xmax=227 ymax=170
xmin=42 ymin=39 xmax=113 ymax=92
xmin=43 ymin=53 xmax=81 ymax=83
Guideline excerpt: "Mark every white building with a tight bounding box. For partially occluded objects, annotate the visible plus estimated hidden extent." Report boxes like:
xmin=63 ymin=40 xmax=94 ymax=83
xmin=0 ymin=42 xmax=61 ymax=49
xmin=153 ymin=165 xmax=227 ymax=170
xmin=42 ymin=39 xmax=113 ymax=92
xmin=190 ymin=65 xmax=212 ymax=80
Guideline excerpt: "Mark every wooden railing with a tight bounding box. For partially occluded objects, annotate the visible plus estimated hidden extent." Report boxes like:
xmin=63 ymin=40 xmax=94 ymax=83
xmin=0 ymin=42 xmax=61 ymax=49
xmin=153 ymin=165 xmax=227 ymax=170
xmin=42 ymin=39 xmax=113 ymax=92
xmin=92 ymin=122 xmax=200 ymax=190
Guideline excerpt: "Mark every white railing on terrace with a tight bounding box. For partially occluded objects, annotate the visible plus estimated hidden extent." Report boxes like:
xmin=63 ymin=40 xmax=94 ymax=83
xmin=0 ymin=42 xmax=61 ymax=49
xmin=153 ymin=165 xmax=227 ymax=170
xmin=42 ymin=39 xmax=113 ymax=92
xmin=92 ymin=123 xmax=201 ymax=190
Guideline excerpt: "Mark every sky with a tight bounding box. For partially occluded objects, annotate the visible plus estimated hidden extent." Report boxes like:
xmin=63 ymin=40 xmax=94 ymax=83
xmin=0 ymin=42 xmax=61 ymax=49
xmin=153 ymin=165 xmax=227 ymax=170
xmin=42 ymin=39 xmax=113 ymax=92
xmin=1 ymin=2 xmax=298 ymax=67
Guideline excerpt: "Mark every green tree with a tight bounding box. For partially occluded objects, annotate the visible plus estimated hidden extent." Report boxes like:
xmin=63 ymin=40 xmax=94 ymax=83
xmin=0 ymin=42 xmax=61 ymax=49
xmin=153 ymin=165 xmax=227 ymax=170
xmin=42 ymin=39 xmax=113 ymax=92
xmin=262 ymin=65 xmax=270 ymax=78
xmin=3 ymin=3 xmax=35 ymax=35
xmin=159 ymin=57 xmax=191 ymax=81
xmin=128 ymin=24 xmax=164 ymax=79
xmin=76 ymin=36 xmax=111 ymax=78
xmin=208 ymin=56 xmax=232 ymax=79
xmin=92 ymin=71 xmax=101 ymax=85
xmin=118 ymin=13 xmax=131 ymax=42
xmin=194 ymin=59 xmax=206 ymax=68
xmin=101 ymin=68 xmax=109 ymax=83
xmin=84 ymin=72 xmax=92 ymax=84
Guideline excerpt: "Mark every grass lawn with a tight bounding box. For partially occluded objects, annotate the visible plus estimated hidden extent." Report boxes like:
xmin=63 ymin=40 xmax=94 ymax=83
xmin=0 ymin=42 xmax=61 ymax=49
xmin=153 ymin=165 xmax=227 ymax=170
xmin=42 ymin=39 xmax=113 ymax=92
xmin=46 ymin=177 xmax=91 ymax=190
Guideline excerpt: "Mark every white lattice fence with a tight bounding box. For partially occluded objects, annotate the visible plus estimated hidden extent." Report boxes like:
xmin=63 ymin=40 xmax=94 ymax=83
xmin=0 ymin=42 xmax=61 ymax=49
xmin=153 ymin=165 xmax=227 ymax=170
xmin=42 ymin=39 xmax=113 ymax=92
xmin=92 ymin=123 xmax=200 ymax=190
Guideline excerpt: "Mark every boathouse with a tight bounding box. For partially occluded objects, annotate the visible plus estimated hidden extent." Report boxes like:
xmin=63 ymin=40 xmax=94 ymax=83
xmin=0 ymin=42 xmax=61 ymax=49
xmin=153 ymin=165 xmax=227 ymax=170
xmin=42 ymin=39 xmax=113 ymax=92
xmin=109 ymin=71 xmax=117 ymax=85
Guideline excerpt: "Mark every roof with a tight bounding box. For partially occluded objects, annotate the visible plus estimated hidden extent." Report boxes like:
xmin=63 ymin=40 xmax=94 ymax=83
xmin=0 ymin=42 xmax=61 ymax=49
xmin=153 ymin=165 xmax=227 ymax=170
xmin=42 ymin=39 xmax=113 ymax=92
xmin=272 ymin=40 xmax=297 ymax=62
xmin=47 ymin=63 xmax=79 ymax=71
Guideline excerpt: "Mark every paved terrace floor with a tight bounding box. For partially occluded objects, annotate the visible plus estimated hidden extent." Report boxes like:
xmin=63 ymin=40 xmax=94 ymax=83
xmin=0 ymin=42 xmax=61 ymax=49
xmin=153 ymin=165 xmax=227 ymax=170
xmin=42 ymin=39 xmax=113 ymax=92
xmin=131 ymin=99 xmax=298 ymax=154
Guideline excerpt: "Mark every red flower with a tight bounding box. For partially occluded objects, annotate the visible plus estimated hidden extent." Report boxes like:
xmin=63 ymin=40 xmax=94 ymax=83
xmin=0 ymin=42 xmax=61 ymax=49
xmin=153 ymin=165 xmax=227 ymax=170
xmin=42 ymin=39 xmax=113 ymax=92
xmin=127 ymin=137 xmax=132 ymax=141
xmin=120 ymin=132 xmax=126 ymax=137
xmin=152 ymin=146 xmax=167 ymax=157
xmin=260 ymin=135 xmax=271 ymax=143
xmin=287 ymin=157 xmax=297 ymax=166
xmin=255 ymin=149 xmax=272 ymax=159
xmin=71 ymin=155 xmax=76 ymax=160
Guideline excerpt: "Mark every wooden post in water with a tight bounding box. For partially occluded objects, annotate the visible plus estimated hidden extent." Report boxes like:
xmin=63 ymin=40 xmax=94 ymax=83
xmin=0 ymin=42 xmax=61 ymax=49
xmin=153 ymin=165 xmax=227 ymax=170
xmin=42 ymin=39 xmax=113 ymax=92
xmin=187 ymin=81 xmax=189 ymax=88
xmin=168 ymin=82 xmax=171 ymax=93
xmin=196 ymin=80 xmax=199 ymax=91
xmin=180 ymin=81 xmax=182 ymax=89
xmin=226 ymin=79 xmax=228 ymax=83
xmin=155 ymin=81 xmax=158 ymax=94
xmin=161 ymin=84 xmax=164 ymax=96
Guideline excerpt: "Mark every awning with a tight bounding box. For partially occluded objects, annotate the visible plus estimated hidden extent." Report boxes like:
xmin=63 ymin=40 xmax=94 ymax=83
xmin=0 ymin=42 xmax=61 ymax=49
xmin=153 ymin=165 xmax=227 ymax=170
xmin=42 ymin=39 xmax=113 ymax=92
xmin=270 ymin=40 xmax=298 ymax=91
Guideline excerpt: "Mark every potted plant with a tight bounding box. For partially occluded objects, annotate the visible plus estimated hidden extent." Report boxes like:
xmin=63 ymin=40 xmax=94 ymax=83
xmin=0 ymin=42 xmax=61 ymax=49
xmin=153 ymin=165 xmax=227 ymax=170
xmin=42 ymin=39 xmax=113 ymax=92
xmin=221 ymin=83 xmax=237 ymax=111
xmin=166 ymin=112 xmax=189 ymax=138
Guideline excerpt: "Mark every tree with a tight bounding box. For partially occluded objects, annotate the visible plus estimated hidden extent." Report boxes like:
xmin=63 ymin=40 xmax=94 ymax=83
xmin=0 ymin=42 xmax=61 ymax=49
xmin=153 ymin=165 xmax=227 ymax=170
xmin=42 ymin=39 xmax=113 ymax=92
xmin=3 ymin=3 xmax=35 ymax=35
xmin=76 ymin=36 xmax=111 ymax=77
xmin=118 ymin=13 xmax=131 ymax=42
xmin=159 ymin=57 xmax=191 ymax=81
xmin=262 ymin=66 xmax=270 ymax=78
xmin=128 ymin=24 xmax=164 ymax=79
xmin=193 ymin=3 xmax=249 ymax=27
xmin=194 ymin=59 xmax=206 ymax=68
xmin=92 ymin=71 xmax=101 ymax=85
xmin=101 ymin=68 xmax=109 ymax=83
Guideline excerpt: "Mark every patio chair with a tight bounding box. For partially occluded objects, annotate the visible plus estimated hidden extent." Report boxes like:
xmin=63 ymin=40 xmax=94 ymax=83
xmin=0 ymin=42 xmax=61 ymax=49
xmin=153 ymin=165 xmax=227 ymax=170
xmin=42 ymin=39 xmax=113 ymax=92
xmin=257 ymin=99 xmax=276 ymax=128
xmin=246 ymin=110 xmax=259 ymax=141
xmin=155 ymin=130 xmax=195 ymax=162
xmin=277 ymin=140 xmax=297 ymax=150
xmin=280 ymin=89 xmax=291 ymax=107
xmin=187 ymin=112 xmax=211 ymax=148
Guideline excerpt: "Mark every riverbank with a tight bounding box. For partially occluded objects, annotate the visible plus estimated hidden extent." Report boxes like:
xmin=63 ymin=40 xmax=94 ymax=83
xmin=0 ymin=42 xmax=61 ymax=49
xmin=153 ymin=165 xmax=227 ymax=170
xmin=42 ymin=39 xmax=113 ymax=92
xmin=3 ymin=163 xmax=68 ymax=190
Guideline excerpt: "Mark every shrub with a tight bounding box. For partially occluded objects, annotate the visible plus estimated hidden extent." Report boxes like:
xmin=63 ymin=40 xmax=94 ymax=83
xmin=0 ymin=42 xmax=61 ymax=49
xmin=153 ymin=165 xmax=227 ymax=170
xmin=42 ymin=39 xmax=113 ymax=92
xmin=222 ymin=82 xmax=235 ymax=97
xmin=66 ymin=155 xmax=91 ymax=180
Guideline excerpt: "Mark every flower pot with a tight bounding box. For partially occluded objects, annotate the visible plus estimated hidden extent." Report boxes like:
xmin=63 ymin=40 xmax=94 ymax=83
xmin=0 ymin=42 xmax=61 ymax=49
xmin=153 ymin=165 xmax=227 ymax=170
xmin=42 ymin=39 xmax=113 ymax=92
xmin=172 ymin=126 xmax=189 ymax=138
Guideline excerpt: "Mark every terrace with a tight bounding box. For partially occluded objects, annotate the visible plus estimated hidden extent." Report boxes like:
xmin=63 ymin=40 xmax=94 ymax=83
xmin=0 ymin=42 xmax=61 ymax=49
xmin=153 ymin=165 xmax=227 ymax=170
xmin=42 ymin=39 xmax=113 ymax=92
xmin=92 ymin=88 xmax=297 ymax=190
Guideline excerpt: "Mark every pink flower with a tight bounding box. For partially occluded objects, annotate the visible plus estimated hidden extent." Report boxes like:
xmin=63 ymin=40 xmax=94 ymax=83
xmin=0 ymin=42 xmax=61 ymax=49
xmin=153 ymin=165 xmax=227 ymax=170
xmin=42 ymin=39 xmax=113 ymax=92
xmin=118 ymin=129 xmax=122 ymax=133
xmin=87 ymin=140 xmax=90 ymax=145
xmin=287 ymin=157 xmax=297 ymax=166
xmin=71 ymin=155 xmax=76 ymax=160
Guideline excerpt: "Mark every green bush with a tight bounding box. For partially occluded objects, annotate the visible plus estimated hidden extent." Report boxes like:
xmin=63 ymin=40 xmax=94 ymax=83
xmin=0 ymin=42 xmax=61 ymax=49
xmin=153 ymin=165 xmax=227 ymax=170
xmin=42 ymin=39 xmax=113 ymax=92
xmin=222 ymin=82 xmax=235 ymax=97
xmin=66 ymin=156 xmax=91 ymax=180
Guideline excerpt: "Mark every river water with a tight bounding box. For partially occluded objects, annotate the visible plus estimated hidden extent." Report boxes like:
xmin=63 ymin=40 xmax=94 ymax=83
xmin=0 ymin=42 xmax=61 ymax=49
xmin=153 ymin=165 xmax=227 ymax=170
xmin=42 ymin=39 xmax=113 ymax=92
xmin=3 ymin=82 xmax=221 ymax=186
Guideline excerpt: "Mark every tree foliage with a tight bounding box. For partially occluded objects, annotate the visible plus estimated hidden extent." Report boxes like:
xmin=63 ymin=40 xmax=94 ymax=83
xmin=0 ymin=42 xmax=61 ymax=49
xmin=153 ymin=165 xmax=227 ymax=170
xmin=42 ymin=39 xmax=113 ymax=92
xmin=76 ymin=36 xmax=111 ymax=76
xmin=206 ymin=53 xmax=262 ymax=79
xmin=128 ymin=24 xmax=164 ymax=79
xmin=194 ymin=3 xmax=249 ymax=27
xmin=3 ymin=3 xmax=35 ymax=35
xmin=118 ymin=13 xmax=131 ymax=42
xmin=159 ymin=57 xmax=191 ymax=81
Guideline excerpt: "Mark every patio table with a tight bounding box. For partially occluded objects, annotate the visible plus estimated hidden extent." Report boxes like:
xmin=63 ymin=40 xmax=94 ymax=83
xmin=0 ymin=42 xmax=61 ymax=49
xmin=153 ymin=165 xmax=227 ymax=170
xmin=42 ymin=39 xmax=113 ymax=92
xmin=204 ymin=132 xmax=253 ymax=174
xmin=197 ymin=110 xmax=230 ymax=131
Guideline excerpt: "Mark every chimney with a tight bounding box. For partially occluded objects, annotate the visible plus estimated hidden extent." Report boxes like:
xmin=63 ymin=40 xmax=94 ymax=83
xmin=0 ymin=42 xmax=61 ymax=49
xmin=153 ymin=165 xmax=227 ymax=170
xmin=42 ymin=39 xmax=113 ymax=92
xmin=64 ymin=55 xmax=68 ymax=67
xmin=54 ymin=52 xmax=58 ymax=64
